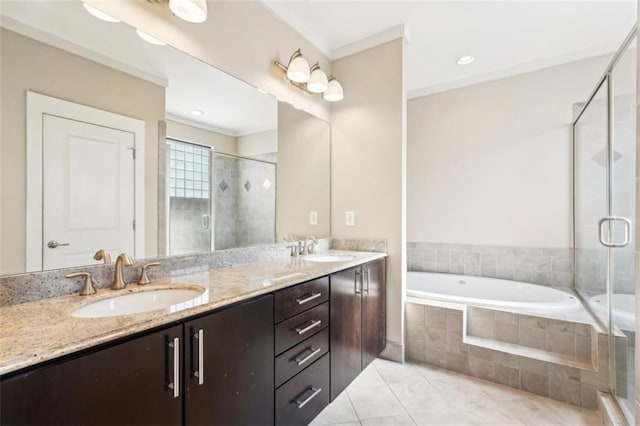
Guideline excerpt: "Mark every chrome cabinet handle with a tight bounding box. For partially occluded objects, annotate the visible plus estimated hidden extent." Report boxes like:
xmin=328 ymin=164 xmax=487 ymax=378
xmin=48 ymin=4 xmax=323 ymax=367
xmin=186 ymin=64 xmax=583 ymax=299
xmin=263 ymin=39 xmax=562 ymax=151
xmin=598 ymin=217 xmax=632 ymax=248
xmin=296 ymin=293 xmax=322 ymax=305
xmin=294 ymin=347 xmax=322 ymax=366
xmin=294 ymin=387 xmax=322 ymax=408
xmin=193 ymin=329 xmax=204 ymax=385
xmin=364 ymin=268 xmax=370 ymax=295
xmin=168 ymin=337 xmax=180 ymax=398
xmin=47 ymin=240 xmax=70 ymax=249
xmin=354 ymin=270 xmax=362 ymax=295
xmin=294 ymin=319 xmax=322 ymax=335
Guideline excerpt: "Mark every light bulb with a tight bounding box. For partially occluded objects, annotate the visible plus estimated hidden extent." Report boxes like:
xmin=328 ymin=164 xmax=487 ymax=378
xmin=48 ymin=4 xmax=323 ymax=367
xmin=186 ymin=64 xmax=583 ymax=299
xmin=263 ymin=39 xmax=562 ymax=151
xmin=83 ymin=3 xmax=120 ymax=23
xmin=169 ymin=0 xmax=208 ymax=23
xmin=323 ymin=78 xmax=343 ymax=102
xmin=307 ymin=66 xmax=328 ymax=93
xmin=286 ymin=55 xmax=310 ymax=83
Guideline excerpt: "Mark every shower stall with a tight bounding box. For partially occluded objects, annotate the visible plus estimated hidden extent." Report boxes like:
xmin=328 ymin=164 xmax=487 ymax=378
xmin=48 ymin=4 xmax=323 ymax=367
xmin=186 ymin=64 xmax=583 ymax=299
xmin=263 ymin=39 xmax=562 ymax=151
xmin=574 ymin=26 xmax=637 ymax=421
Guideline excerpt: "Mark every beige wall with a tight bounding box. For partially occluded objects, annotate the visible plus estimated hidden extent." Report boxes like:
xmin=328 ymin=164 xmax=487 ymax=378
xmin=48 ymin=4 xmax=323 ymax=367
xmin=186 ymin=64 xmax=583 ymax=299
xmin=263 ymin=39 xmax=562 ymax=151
xmin=331 ymin=39 xmax=406 ymax=353
xmin=0 ymin=29 xmax=165 ymax=275
xmin=237 ymin=129 xmax=277 ymax=158
xmin=277 ymin=103 xmax=331 ymax=240
xmin=166 ymin=120 xmax=237 ymax=154
xmin=85 ymin=0 xmax=331 ymax=122
xmin=408 ymin=55 xmax=610 ymax=249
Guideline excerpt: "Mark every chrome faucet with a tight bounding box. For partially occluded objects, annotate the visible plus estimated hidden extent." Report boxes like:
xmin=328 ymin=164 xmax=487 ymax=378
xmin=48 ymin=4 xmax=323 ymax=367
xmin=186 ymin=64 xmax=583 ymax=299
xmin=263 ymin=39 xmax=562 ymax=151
xmin=112 ymin=253 xmax=133 ymax=290
xmin=93 ymin=249 xmax=111 ymax=264
xmin=307 ymin=236 xmax=319 ymax=254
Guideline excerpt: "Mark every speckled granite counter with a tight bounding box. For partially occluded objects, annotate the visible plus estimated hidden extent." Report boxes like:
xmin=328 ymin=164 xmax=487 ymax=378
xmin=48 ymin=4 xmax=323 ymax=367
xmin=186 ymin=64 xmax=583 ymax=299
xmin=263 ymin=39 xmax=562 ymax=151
xmin=0 ymin=250 xmax=386 ymax=376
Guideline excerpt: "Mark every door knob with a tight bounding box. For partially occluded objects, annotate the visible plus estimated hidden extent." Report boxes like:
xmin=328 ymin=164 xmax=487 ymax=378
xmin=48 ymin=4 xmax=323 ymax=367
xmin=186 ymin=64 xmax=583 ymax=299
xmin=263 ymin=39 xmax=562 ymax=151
xmin=47 ymin=240 xmax=70 ymax=249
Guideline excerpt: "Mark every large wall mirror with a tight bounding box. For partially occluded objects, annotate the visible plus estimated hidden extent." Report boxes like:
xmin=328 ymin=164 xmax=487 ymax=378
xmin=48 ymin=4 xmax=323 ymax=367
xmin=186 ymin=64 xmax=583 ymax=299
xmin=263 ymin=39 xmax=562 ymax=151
xmin=0 ymin=1 xmax=331 ymax=275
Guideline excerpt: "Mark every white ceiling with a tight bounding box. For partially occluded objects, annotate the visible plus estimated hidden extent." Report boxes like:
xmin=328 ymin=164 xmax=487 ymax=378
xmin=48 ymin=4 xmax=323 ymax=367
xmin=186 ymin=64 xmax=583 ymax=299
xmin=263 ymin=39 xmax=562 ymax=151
xmin=262 ymin=0 xmax=637 ymax=97
xmin=1 ymin=0 xmax=277 ymax=136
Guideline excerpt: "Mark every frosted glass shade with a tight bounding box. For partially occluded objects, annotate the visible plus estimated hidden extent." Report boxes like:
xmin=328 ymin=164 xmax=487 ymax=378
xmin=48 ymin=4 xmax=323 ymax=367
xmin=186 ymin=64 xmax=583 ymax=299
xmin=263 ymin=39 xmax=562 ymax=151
xmin=169 ymin=0 xmax=208 ymax=23
xmin=287 ymin=55 xmax=310 ymax=83
xmin=307 ymin=68 xmax=328 ymax=93
xmin=323 ymin=79 xmax=344 ymax=102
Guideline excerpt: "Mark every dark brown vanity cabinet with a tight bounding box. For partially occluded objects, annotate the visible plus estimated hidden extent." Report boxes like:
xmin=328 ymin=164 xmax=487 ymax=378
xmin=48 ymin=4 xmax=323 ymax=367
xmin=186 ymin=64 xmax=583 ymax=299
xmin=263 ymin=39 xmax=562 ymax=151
xmin=330 ymin=258 xmax=386 ymax=400
xmin=273 ymin=277 xmax=331 ymax=426
xmin=0 ymin=325 xmax=184 ymax=426
xmin=184 ymin=294 xmax=274 ymax=426
xmin=0 ymin=295 xmax=274 ymax=426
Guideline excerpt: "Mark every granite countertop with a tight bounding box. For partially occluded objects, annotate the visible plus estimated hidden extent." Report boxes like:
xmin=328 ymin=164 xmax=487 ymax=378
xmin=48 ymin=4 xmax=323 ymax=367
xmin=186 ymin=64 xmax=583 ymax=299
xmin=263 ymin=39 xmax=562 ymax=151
xmin=0 ymin=250 xmax=386 ymax=376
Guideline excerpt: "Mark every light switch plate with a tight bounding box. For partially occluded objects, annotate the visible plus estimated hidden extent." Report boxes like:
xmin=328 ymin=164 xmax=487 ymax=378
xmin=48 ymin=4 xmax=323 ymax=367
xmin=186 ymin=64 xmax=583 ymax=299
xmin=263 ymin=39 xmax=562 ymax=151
xmin=309 ymin=211 xmax=318 ymax=225
xmin=345 ymin=211 xmax=355 ymax=226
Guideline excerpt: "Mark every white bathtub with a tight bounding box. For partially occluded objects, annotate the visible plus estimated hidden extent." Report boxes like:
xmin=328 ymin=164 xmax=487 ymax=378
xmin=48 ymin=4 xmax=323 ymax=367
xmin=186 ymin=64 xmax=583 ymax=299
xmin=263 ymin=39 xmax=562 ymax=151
xmin=407 ymin=272 xmax=582 ymax=310
xmin=588 ymin=293 xmax=635 ymax=331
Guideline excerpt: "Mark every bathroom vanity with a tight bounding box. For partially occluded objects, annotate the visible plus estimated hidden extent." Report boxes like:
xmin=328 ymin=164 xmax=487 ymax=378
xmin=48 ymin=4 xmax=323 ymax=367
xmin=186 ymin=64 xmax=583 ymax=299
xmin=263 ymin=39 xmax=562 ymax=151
xmin=0 ymin=253 xmax=386 ymax=426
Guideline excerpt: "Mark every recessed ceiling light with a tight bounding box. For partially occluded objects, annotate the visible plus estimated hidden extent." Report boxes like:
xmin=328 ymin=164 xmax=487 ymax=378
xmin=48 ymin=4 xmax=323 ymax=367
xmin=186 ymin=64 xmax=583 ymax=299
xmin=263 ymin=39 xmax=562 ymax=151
xmin=456 ymin=56 xmax=475 ymax=65
xmin=83 ymin=3 xmax=120 ymax=23
xmin=136 ymin=29 xmax=166 ymax=46
xmin=191 ymin=110 xmax=204 ymax=116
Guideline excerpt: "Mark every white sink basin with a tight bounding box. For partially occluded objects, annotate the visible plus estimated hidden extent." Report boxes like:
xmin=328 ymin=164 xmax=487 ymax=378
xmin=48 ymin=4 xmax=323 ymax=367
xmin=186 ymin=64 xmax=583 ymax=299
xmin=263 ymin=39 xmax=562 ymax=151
xmin=72 ymin=287 xmax=206 ymax=318
xmin=304 ymin=254 xmax=356 ymax=263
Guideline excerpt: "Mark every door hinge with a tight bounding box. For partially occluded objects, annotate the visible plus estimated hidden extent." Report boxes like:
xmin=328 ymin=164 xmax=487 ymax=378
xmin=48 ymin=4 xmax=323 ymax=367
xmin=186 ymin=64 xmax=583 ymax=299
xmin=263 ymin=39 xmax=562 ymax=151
xmin=129 ymin=147 xmax=136 ymax=159
xmin=133 ymin=219 xmax=136 ymax=230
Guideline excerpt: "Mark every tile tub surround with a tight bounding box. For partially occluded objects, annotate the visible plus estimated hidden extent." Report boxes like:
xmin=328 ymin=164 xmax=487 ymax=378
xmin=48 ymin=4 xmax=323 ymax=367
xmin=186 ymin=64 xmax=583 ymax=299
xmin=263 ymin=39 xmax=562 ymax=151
xmin=408 ymin=242 xmax=573 ymax=288
xmin=0 ymin=249 xmax=386 ymax=375
xmin=405 ymin=301 xmax=609 ymax=409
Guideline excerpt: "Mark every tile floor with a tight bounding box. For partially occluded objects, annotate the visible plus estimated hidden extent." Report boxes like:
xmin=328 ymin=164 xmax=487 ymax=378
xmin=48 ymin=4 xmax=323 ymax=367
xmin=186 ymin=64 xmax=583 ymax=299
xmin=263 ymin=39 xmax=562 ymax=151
xmin=311 ymin=359 xmax=601 ymax=426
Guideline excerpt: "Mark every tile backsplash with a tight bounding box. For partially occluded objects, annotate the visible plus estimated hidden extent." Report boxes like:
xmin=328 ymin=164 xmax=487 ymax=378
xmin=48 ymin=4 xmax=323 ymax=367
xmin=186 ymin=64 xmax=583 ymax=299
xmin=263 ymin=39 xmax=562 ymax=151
xmin=408 ymin=242 xmax=573 ymax=288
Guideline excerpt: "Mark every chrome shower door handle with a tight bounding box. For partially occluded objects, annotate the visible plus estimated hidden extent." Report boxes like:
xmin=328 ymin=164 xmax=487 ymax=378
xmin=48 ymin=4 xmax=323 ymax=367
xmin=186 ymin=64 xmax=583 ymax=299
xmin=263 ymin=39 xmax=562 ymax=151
xmin=202 ymin=215 xmax=210 ymax=229
xmin=598 ymin=216 xmax=632 ymax=248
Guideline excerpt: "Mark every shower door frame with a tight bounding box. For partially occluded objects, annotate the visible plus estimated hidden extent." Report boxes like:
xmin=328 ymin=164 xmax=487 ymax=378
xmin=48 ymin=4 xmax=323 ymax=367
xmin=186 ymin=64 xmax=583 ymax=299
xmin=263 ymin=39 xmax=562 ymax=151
xmin=572 ymin=25 xmax=637 ymax=421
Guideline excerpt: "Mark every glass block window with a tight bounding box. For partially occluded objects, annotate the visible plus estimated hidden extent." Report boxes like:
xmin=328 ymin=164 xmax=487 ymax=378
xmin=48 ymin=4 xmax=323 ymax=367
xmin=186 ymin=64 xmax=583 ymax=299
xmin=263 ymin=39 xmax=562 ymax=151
xmin=168 ymin=140 xmax=210 ymax=199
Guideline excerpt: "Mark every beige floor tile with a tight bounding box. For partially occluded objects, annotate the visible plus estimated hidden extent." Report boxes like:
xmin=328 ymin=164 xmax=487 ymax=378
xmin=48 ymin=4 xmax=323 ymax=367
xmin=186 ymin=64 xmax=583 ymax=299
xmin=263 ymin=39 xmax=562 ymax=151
xmin=310 ymin=391 xmax=359 ymax=426
xmin=360 ymin=413 xmax=416 ymax=426
xmin=347 ymin=383 xmax=406 ymax=421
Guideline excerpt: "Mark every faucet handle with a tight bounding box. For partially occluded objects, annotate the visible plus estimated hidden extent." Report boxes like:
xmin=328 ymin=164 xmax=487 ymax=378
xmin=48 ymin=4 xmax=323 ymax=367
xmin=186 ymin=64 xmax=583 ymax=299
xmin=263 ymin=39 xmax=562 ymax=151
xmin=65 ymin=272 xmax=97 ymax=296
xmin=286 ymin=244 xmax=298 ymax=257
xmin=138 ymin=262 xmax=160 ymax=285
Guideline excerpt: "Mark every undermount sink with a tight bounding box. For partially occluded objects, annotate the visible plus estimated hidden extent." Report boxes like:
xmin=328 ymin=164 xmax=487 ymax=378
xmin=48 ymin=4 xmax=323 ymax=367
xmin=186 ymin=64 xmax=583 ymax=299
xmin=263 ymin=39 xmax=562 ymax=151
xmin=304 ymin=254 xmax=356 ymax=263
xmin=72 ymin=287 xmax=206 ymax=318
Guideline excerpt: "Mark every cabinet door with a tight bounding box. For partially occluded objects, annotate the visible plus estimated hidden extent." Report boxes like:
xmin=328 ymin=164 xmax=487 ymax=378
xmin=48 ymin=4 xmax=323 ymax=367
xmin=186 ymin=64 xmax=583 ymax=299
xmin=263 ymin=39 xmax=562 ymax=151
xmin=362 ymin=259 xmax=387 ymax=368
xmin=0 ymin=325 xmax=183 ymax=426
xmin=184 ymin=294 xmax=274 ymax=426
xmin=330 ymin=266 xmax=362 ymax=400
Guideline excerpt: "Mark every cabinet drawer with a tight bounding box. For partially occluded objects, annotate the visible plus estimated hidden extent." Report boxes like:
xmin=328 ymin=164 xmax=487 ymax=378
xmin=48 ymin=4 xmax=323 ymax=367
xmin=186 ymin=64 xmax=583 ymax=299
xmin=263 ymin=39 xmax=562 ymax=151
xmin=275 ymin=328 xmax=329 ymax=387
xmin=275 ymin=302 xmax=329 ymax=355
xmin=275 ymin=277 xmax=329 ymax=323
xmin=275 ymin=354 xmax=330 ymax=426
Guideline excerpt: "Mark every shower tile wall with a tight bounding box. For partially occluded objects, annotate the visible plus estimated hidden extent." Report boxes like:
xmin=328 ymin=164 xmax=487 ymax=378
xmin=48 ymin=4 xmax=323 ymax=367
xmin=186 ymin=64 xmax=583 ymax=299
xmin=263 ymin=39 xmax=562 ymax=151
xmin=407 ymin=242 xmax=573 ymax=287
xmin=214 ymin=155 xmax=276 ymax=250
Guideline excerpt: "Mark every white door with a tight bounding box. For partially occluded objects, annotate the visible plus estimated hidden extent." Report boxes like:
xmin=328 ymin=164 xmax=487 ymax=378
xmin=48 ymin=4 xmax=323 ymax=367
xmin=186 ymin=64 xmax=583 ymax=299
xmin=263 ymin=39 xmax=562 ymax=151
xmin=42 ymin=115 xmax=135 ymax=270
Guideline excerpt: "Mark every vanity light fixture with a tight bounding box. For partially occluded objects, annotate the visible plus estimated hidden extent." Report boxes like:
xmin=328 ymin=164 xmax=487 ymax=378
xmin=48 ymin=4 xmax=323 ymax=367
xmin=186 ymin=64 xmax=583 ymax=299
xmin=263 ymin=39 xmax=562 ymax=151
xmin=456 ymin=55 xmax=475 ymax=65
xmin=169 ymin=0 xmax=208 ymax=23
xmin=275 ymin=49 xmax=344 ymax=102
xmin=136 ymin=29 xmax=166 ymax=46
xmin=307 ymin=63 xmax=328 ymax=93
xmin=323 ymin=77 xmax=344 ymax=102
xmin=83 ymin=3 xmax=120 ymax=23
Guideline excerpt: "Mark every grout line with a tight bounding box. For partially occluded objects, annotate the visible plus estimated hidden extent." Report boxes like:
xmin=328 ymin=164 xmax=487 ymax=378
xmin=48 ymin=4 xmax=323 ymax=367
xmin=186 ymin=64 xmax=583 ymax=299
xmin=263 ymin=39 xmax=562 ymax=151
xmin=344 ymin=384 xmax=362 ymax=425
xmin=372 ymin=362 xmax=418 ymax=425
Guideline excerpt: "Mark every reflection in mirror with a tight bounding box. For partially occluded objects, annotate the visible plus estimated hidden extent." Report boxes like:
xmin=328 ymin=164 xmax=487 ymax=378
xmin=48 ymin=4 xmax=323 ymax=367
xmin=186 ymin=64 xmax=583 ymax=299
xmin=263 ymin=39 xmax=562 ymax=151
xmin=0 ymin=1 xmax=330 ymax=276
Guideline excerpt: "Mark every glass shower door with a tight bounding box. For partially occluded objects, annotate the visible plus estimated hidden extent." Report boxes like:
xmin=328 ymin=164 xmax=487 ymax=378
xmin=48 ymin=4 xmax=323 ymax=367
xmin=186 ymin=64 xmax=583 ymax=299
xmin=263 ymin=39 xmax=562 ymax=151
xmin=609 ymin=35 xmax=636 ymax=420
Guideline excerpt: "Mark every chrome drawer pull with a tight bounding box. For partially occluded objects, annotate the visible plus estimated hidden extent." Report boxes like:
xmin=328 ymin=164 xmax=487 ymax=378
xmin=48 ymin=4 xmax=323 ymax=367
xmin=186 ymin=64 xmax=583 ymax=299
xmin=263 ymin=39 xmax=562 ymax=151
xmin=295 ymin=293 xmax=322 ymax=305
xmin=194 ymin=329 xmax=204 ymax=385
xmin=294 ymin=387 xmax=322 ymax=408
xmin=294 ymin=319 xmax=322 ymax=335
xmin=168 ymin=337 xmax=180 ymax=398
xmin=294 ymin=347 xmax=322 ymax=366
